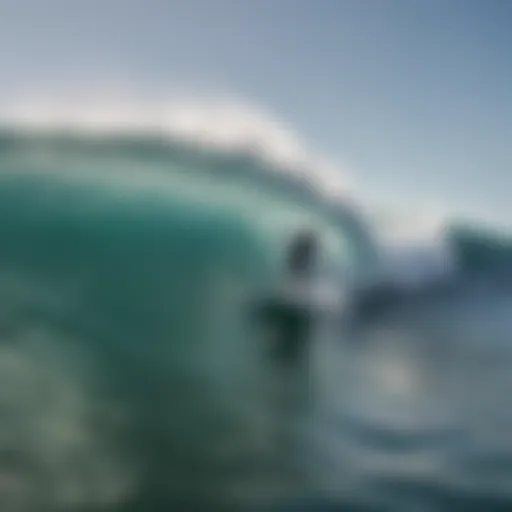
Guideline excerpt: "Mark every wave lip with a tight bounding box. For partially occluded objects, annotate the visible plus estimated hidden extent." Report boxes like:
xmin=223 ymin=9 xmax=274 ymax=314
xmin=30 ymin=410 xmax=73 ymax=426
xmin=0 ymin=96 xmax=353 ymax=202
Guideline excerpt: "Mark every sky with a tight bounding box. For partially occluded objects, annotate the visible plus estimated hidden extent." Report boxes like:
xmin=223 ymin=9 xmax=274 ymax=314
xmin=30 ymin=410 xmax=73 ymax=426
xmin=0 ymin=0 xmax=511 ymax=227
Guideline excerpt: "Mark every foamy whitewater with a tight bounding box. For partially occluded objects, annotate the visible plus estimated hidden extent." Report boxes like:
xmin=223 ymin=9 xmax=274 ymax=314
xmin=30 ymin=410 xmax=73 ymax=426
xmin=1 ymin=95 xmax=512 ymax=512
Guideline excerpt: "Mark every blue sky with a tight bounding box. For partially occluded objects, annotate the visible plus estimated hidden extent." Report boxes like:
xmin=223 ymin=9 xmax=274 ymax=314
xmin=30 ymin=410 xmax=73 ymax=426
xmin=1 ymin=0 xmax=511 ymax=226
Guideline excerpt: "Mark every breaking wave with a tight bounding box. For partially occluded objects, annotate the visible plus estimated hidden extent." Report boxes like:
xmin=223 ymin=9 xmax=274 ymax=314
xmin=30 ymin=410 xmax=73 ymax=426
xmin=0 ymin=95 xmax=380 ymax=511
xmin=1 ymin=94 xmax=512 ymax=512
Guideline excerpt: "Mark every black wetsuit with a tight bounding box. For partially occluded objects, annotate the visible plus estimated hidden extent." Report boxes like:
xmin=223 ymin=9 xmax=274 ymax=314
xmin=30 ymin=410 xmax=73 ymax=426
xmin=256 ymin=231 xmax=317 ymax=365
xmin=256 ymin=295 xmax=312 ymax=363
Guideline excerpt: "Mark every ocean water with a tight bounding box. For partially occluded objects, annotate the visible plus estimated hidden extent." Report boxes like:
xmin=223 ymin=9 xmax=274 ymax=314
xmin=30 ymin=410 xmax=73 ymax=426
xmin=308 ymin=284 xmax=512 ymax=511
xmin=0 ymin=124 xmax=511 ymax=512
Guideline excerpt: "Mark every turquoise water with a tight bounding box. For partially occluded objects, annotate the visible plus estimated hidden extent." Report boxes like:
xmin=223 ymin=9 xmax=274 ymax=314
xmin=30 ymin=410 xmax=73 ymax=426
xmin=0 ymin=131 xmax=363 ymax=511
xmin=2 ymin=130 xmax=512 ymax=511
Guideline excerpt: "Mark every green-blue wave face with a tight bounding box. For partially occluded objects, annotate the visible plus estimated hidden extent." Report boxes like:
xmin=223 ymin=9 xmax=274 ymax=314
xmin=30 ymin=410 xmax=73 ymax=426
xmin=0 ymin=132 xmax=354 ymax=510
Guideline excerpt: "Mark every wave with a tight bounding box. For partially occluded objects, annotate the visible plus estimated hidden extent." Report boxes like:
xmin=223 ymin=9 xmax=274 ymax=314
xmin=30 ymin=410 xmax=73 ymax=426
xmin=0 ymin=95 xmax=381 ymax=283
xmin=1 ymin=95 xmax=509 ymax=297
xmin=2 ymin=93 xmax=512 ymax=511
xmin=448 ymin=224 xmax=512 ymax=276
xmin=0 ymin=94 xmax=390 ymax=510
xmin=385 ymin=223 xmax=512 ymax=290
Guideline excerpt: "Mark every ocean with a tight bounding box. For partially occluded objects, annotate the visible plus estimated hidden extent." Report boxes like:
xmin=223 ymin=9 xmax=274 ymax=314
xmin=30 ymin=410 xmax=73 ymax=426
xmin=0 ymin=109 xmax=511 ymax=512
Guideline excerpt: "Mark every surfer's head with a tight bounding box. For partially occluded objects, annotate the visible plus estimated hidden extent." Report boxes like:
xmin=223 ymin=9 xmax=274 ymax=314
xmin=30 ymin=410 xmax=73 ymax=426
xmin=287 ymin=230 xmax=318 ymax=277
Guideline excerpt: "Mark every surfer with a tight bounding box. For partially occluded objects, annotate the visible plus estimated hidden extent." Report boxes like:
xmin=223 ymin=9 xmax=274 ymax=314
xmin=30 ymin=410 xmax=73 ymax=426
xmin=256 ymin=230 xmax=318 ymax=365
xmin=287 ymin=230 xmax=317 ymax=281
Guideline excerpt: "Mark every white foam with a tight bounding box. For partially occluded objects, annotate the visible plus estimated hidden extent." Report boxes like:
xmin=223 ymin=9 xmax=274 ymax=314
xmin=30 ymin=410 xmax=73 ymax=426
xmin=0 ymin=94 xmax=354 ymax=201
xmin=381 ymin=242 xmax=456 ymax=291
xmin=363 ymin=203 xmax=458 ymax=290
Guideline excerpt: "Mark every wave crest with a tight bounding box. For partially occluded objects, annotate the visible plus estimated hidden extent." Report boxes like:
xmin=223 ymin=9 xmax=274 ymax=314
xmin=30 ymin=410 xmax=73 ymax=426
xmin=0 ymin=95 xmax=353 ymax=201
